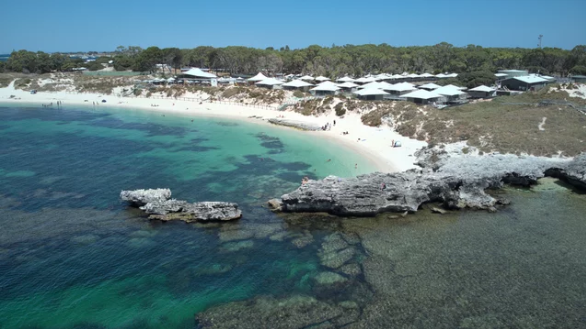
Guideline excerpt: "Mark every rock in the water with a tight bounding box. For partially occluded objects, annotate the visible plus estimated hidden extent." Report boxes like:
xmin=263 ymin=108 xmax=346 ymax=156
xmin=121 ymin=189 xmax=241 ymax=222
xmin=431 ymin=207 xmax=447 ymax=214
xmin=314 ymin=271 xmax=348 ymax=286
xmin=120 ymin=188 xmax=171 ymax=206
xmin=267 ymin=198 xmax=282 ymax=211
xmin=277 ymin=152 xmax=586 ymax=216
xmin=196 ymin=295 xmax=344 ymax=329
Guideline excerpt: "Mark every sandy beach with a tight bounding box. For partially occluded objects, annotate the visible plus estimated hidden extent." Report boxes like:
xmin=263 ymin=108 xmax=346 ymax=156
xmin=0 ymin=81 xmax=426 ymax=173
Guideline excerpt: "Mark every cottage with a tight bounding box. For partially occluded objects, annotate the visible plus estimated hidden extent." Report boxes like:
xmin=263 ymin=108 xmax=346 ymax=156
xmin=355 ymin=88 xmax=389 ymax=101
xmin=433 ymin=85 xmax=467 ymax=102
xmin=384 ymin=82 xmax=417 ymax=96
xmin=571 ymin=75 xmax=586 ymax=83
xmin=256 ymin=78 xmax=284 ymax=89
xmin=501 ymin=76 xmax=548 ymax=91
xmin=247 ymin=72 xmax=268 ymax=84
xmin=315 ymin=76 xmax=330 ymax=82
xmin=310 ymin=82 xmax=340 ymax=96
xmin=401 ymin=89 xmax=443 ymax=104
xmin=468 ymin=85 xmax=497 ymax=99
xmin=418 ymin=83 xmax=441 ymax=91
xmin=337 ymin=82 xmax=359 ymax=92
xmin=337 ymin=76 xmax=356 ymax=83
xmin=282 ymin=79 xmax=314 ymax=91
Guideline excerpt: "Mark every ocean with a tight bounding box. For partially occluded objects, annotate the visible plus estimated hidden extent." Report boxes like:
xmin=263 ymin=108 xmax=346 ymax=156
xmin=0 ymin=105 xmax=585 ymax=328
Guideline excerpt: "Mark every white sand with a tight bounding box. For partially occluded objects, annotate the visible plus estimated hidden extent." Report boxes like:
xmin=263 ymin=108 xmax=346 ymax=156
xmin=0 ymin=81 xmax=426 ymax=173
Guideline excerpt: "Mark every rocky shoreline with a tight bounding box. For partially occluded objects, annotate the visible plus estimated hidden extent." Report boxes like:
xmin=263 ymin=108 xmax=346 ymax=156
xmin=269 ymin=149 xmax=586 ymax=216
xmin=120 ymin=189 xmax=242 ymax=222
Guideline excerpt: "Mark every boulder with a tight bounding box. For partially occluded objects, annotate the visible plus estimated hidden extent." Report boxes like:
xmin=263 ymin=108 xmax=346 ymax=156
xmin=121 ymin=189 xmax=241 ymax=222
xmin=119 ymin=188 xmax=171 ymax=206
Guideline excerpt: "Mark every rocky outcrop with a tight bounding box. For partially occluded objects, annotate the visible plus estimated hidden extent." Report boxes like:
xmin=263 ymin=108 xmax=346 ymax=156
xmin=120 ymin=188 xmax=171 ymax=206
xmin=120 ymin=189 xmax=241 ymax=222
xmin=277 ymin=152 xmax=586 ymax=216
xmin=268 ymin=118 xmax=322 ymax=131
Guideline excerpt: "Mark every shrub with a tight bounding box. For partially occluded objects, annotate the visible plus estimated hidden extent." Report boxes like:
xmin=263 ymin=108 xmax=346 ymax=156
xmin=293 ymin=90 xmax=305 ymax=98
xmin=222 ymin=87 xmax=242 ymax=98
xmin=462 ymin=147 xmax=470 ymax=154
xmin=335 ymin=103 xmax=346 ymax=116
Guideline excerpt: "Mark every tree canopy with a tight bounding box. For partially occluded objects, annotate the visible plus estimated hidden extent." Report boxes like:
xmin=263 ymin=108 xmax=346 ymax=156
xmin=3 ymin=43 xmax=586 ymax=77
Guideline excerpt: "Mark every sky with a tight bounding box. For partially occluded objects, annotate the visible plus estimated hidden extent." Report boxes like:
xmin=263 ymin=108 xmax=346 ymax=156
xmin=2 ymin=0 xmax=585 ymax=53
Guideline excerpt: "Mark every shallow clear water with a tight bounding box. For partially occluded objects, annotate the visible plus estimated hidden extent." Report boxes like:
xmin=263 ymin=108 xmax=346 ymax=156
xmin=1 ymin=105 xmax=585 ymax=329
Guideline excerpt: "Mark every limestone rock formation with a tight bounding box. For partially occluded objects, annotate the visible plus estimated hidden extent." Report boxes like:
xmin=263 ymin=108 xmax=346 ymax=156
xmin=120 ymin=189 xmax=241 ymax=222
xmin=276 ymin=152 xmax=586 ymax=216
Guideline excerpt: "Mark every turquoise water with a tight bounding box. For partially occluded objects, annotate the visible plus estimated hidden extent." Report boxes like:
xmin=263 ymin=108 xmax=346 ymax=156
xmin=0 ymin=105 xmax=372 ymax=328
xmin=1 ymin=105 xmax=586 ymax=328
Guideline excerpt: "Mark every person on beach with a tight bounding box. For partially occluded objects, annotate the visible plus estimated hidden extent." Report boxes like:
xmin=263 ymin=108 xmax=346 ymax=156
xmin=333 ymin=120 xmax=336 ymax=126
xmin=392 ymin=139 xmax=394 ymax=148
xmin=355 ymin=163 xmax=358 ymax=169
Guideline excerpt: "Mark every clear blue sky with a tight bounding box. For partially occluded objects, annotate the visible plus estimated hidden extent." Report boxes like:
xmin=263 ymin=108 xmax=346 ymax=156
xmin=3 ymin=0 xmax=585 ymax=53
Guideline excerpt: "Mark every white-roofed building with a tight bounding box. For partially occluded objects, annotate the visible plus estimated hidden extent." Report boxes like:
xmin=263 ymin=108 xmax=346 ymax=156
xmin=434 ymin=85 xmax=467 ymax=101
xmin=310 ymin=82 xmax=340 ymax=96
xmin=248 ymin=72 xmax=268 ymax=83
xmin=468 ymin=85 xmax=497 ymax=98
xmin=501 ymin=75 xmax=549 ymax=91
xmin=418 ymin=83 xmax=441 ymax=91
xmin=315 ymin=76 xmax=330 ymax=82
xmin=256 ymin=78 xmax=284 ymax=89
xmin=355 ymin=76 xmax=377 ymax=84
xmin=419 ymin=73 xmax=435 ymax=79
xmin=299 ymin=75 xmax=315 ymax=81
xmin=337 ymin=76 xmax=355 ymax=83
xmin=337 ymin=81 xmax=359 ymax=92
xmin=357 ymin=81 xmax=392 ymax=90
xmin=282 ymin=79 xmax=314 ymax=91
xmin=354 ymin=88 xmax=389 ymax=101
xmin=384 ymin=82 xmax=417 ymax=96
xmin=402 ymin=89 xmax=443 ymax=104
xmin=405 ymin=73 xmax=420 ymax=79
xmin=179 ymin=68 xmax=217 ymax=79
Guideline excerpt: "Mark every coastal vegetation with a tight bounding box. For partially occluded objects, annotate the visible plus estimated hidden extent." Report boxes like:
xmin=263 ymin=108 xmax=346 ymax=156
xmin=3 ymin=44 xmax=586 ymax=78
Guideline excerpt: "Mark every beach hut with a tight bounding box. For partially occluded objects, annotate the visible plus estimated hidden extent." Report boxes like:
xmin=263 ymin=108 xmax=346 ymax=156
xmin=401 ymin=89 xmax=443 ymax=104
xmin=384 ymin=82 xmax=417 ymax=96
xmin=310 ymin=82 xmax=340 ymax=96
xmin=315 ymin=76 xmax=330 ymax=82
xmin=299 ymin=75 xmax=314 ymax=81
xmin=248 ymin=72 xmax=268 ymax=83
xmin=256 ymin=78 xmax=284 ymax=89
xmin=468 ymin=85 xmax=497 ymax=98
xmin=405 ymin=73 xmax=420 ymax=79
xmin=355 ymin=88 xmax=389 ymax=101
xmin=337 ymin=76 xmax=355 ymax=83
xmin=282 ymin=79 xmax=314 ymax=91
xmin=417 ymin=83 xmax=441 ymax=91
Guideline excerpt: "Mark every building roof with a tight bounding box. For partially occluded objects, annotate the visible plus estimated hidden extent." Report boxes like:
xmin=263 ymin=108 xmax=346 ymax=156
xmin=469 ymin=85 xmax=496 ymax=92
xmin=418 ymin=83 xmax=441 ymax=90
xmin=435 ymin=73 xmax=448 ymax=78
xmin=337 ymin=76 xmax=355 ymax=83
xmin=315 ymin=76 xmax=330 ymax=82
xmin=419 ymin=73 xmax=435 ymax=78
xmin=508 ymin=76 xmax=548 ymax=84
xmin=494 ymin=73 xmax=508 ymax=77
xmin=256 ymin=78 xmax=284 ymax=86
xmin=384 ymin=82 xmax=417 ymax=91
xmin=402 ymin=89 xmax=442 ymax=100
xmin=358 ymin=81 xmax=392 ymax=90
xmin=434 ymin=85 xmax=466 ymax=96
xmin=248 ymin=72 xmax=268 ymax=82
xmin=183 ymin=68 xmax=217 ymax=79
xmin=337 ymin=82 xmax=359 ymax=88
xmin=355 ymin=76 xmax=377 ymax=84
xmin=310 ymin=83 xmax=340 ymax=92
xmin=355 ymin=88 xmax=389 ymax=96
xmin=299 ymin=75 xmax=314 ymax=81
xmin=282 ymin=79 xmax=313 ymax=87
xmin=405 ymin=73 xmax=420 ymax=78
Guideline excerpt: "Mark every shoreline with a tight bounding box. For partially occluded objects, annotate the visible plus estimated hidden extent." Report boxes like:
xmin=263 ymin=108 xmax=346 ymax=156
xmin=0 ymin=84 xmax=427 ymax=173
